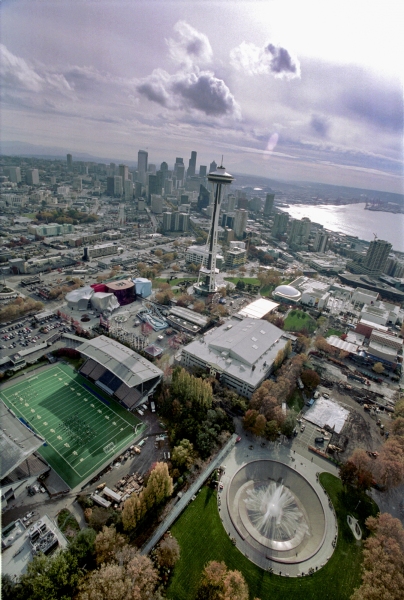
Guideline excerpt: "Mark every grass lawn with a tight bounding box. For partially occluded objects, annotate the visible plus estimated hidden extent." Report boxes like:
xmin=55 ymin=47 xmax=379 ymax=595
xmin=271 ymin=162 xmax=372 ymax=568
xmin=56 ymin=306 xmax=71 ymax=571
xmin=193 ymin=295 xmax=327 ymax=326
xmin=325 ymin=328 xmax=343 ymax=338
xmin=0 ymin=363 xmax=142 ymax=488
xmin=57 ymin=509 xmax=80 ymax=540
xmin=284 ymin=310 xmax=316 ymax=333
xmin=167 ymin=475 xmax=378 ymax=600
xmin=154 ymin=277 xmax=197 ymax=288
xmin=287 ymin=389 xmax=305 ymax=412
xmin=223 ymin=277 xmax=261 ymax=286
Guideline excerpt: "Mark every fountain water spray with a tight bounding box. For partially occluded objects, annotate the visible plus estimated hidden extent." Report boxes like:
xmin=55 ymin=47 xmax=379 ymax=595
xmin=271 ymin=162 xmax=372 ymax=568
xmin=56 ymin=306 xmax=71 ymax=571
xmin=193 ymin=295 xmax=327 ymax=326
xmin=244 ymin=481 xmax=309 ymax=541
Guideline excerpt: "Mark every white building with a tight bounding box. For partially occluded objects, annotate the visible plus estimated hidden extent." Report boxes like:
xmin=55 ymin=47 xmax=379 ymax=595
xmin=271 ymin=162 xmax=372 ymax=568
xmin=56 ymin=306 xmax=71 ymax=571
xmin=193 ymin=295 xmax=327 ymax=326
xmin=26 ymin=169 xmax=39 ymax=185
xmin=181 ymin=317 xmax=294 ymax=398
xmin=186 ymin=245 xmax=224 ymax=269
xmin=352 ymin=287 xmax=379 ymax=305
xmin=234 ymin=209 xmax=248 ymax=239
xmin=289 ymin=276 xmax=330 ymax=309
xmin=151 ymin=194 xmax=163 ymax=214
xmin=83 ymin=242 xmax=118 ymax=260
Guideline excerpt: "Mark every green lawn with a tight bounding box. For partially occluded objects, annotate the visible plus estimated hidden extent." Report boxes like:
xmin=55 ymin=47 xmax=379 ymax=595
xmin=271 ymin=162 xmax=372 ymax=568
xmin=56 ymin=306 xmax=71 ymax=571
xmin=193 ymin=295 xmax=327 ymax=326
xmin=0 ymin=363 xmax=142 ymax=488
xmin=325 ymin=328 xmax=343 ymax=338
xmin=154 ymin=277 xmax=197 ymax=288
xmin=284 ymin=310 xmax=316 ymax=333
xmin=223 ymin=277 xmax=261 ymax=286
xmin=167 ymin=475 xmax=378 ymax=600
xmin=287 ymin=389 xmax=305 ymax=412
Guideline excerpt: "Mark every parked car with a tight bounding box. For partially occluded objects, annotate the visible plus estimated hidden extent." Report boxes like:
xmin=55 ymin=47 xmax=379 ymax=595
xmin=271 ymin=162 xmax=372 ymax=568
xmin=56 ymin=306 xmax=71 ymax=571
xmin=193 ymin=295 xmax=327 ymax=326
xmin=315 ymin=437 xmax=325 ymax=444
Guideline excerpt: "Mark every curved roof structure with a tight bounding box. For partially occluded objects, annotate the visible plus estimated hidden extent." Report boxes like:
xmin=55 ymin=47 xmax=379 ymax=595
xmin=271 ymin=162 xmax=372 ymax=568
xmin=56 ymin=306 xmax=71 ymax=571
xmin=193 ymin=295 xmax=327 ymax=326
xmin=106 ymin=280 xmax=134 ymax=291
xmin=77 ymin=335 xmax=162 ymax=388
xmin=273 ymin=284 xmax=301 ymax=302
xmin=66 ymin=286 xmax=94 ymax=310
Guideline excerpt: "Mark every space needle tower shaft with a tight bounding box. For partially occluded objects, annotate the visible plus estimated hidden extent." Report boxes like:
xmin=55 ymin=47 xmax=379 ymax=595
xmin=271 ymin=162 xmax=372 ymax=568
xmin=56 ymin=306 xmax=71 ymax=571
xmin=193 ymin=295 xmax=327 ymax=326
xmin=194 ymin=164 xmax=234 ymax=295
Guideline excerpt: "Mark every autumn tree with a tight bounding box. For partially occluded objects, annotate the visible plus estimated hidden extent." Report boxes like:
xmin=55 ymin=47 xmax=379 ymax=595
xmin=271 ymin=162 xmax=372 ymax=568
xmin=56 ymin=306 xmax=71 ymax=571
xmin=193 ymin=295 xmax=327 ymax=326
xmin=196 ymin=561 xmax=249 ymax=600
xmin=155 ymin=535 xmax=180 ymax=568
xmin=373 ymin=438 xmax=404 ymax=490
xmin=172 ymin=439 xmax=195 ymax=470
xmin=193 ymin=300 xmax=206 ymax=313
xmin=171 ymin=367 xmax=213 ymax=409
xmin=372 ymin=362 xmax=385 ymax=374
xmin=143 ymin=462 xmax=173 ymax=511
xmin=339 ymin=449 xmax=373 ymax=493
xmin=300 ymin=369 xmax=321 ymax=390
xmin=394 ymin=399 xmax=404 ymax=419
xmin=78 ymin=549 xmax=159 ymax=600
xmin=314 ymin=336 xmax=334 ymax=354
xmin=95 ymin=526 xmax=126 ymax=566
xmin=352 ymin=513 xmax=404 ymax=600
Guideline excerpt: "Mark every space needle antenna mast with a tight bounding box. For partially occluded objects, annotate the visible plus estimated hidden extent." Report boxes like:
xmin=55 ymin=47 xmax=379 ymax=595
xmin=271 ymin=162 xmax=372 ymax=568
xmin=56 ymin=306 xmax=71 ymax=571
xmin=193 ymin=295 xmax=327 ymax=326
xmin=194 ymin=160 xmax=234 ymax=296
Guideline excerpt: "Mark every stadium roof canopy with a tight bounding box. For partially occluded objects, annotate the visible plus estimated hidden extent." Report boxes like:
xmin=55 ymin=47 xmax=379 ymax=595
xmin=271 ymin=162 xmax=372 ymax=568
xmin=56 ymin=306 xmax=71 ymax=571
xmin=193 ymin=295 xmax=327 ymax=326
xmin=77 ymin=335 xmax=162 ymax=388
xmin=0 ymin=401 xmax=44 ymax=479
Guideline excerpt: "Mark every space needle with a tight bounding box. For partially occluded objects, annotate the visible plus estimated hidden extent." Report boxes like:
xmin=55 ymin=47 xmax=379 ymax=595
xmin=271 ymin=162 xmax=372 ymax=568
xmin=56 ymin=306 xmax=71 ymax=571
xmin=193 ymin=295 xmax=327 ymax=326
xmin=193 ymin=163 xmax=234 ymax=296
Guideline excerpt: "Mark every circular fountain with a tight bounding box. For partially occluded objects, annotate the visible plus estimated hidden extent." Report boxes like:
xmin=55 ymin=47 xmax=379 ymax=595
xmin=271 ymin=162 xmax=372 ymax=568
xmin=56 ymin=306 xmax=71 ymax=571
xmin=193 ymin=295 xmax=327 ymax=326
xmin=227 ymin=460 xmax=326 ymax=564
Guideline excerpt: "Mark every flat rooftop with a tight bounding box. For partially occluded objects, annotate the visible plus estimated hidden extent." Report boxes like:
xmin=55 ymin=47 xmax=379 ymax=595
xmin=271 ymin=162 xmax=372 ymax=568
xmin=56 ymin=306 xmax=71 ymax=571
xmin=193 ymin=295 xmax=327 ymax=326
xmin=0 ymin=401 xmax=44 ymax=480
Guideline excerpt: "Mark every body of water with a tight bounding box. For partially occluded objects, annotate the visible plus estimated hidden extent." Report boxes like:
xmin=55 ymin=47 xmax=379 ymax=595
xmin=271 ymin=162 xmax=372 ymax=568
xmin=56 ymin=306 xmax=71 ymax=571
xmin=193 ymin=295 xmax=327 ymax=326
xmin=279 ymin=203 xmax=404 ymax=252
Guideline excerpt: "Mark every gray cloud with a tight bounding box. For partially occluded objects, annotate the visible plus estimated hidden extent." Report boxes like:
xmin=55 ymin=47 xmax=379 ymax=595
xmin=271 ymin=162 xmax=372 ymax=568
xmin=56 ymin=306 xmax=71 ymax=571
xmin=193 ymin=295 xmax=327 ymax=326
xmin=230 ymin=40 xmax=300 ymax=79
xmin=310 ymin=114 xmax=330 ymax=137
xmin=136 ymin=69 xmax=171 ymax=107
xmin=172 ymin=71 xmax=239 ymax=117
xmin=342 ymin=85 xmax=403 ymax=132
xmin=167 ymin=21 xmax=213 ymax=68
xmin=265 ymin=43 xmax=299 ymax=76
xmin=137 ymin=68 xmax=240 ymax=118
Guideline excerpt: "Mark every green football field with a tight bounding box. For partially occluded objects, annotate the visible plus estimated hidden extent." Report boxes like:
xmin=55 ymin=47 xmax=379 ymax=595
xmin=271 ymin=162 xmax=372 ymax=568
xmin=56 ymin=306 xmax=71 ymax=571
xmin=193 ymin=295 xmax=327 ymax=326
xmin=0 ymin=363 xmax=142 ymax=488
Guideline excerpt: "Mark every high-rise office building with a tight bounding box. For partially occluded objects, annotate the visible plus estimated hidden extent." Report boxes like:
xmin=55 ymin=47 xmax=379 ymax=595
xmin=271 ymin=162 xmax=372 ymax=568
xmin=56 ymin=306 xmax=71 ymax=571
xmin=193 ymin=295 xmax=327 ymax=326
xmin=187 ymin=151 xmax=197 ymax=178
xmin=67 ymin=154 xmax=73 ymax=170
xmin=26 ymin=168 xmax=39 ymax=185
xmin=114 ymin=175 xmax=123 ymax=196
xmin=363 ymin=239 xmax=392 ymax=275
xmin=73 ymin=177 xmax=82 ymax=192
xmin=151 ymin=194 xmax=163 ymax=214
xmin=227 ymin=194 xmax=236 ymax=212
xmin=7 ymin=166 xmax=21 ymax=183
xmin=272 ymin=212 xmax=289 ymax=238
xmin=288 ymin=218 xmax=311 ymax=248
xmin=106 ymin=177 xmax=115 ymax=196
xmin=119 ymin=164 xmax=129 ymax=181
xmin=209 ymin=160 xmax=217 ymax=173
xmin=124 ymin=179 xmax=134 ymax=200
xmin=313 ymin=231 xmax=329 ymax=253
xmin=264 ymin=193 xmax=275 ymax=217
xmin=197 ymin=184 xmax=211 ymax=212
xmin=174 ymin=158 xmax=185 ymax=184
xmin=137 ymin=150 xmax=148 ymax=184
xmin=160 ymin=161 xmax=168 ymax=172
xmin=148 ymin=174 xmax=160 ymax=200
xmin=199 ymin=165 xmax=207 ymax=177
xmin=234 ymin=209 xmax=248 ymax=239
xmin=249 ymin=197 xmax=262 ymax=213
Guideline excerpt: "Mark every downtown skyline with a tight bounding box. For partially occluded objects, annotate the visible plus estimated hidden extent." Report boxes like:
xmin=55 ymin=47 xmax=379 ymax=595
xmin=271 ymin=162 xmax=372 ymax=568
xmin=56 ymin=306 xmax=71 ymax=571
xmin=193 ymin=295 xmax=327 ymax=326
xmin=0 ymin=0 xmax=403 ymax=194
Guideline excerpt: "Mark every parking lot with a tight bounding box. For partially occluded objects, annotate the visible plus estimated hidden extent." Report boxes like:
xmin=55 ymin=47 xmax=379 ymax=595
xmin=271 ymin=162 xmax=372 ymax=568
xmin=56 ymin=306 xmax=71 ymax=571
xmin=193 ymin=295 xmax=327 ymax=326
xmin=294 ymin=418 xmax=331 ymax=451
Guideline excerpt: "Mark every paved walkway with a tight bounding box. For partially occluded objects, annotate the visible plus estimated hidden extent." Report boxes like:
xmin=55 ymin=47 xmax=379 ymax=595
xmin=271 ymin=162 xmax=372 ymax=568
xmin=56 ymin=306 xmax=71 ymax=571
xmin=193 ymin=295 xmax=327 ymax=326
xmin=141 ymin=434 xmax=237 ymax=555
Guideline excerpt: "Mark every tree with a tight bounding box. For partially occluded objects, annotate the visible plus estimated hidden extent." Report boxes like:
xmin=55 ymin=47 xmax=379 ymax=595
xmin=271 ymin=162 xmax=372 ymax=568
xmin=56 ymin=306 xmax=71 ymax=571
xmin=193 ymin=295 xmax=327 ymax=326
xmin=193 ymin=300 xmax=205 ymax=313
xmin=314 ymin=336 xmax=334 ymax=354
xmin=95 ymin=526 xmax=126 ymax=565
xmin=172 ymin=439 xmax=194 ymax=470
xmin=124 ymin=552 xmax=159 ymax=600
xmin=373 ymin=438 xmax=404 ymax=489
xmin=143 ymin=461 xmax=173 ymax=510
xmin=394 ymin=399 xmax=404 ymax=419
xmin=155 ymin=535 xmax=180 ymax=568
xmin=18 ymin=549 xmax=80 ymax=600
xmin=89 ymin=507 xmax=111 ymax=532
xmin=352 ymin=513 xmax=404 ymax=600
xmin=339 ymin=449 xmax=373 ymax=492
xmin=372 ymin=362 xmax=385 ymax=374
xmin=300 ymin=369 xmax=321 ymax=390
xmin=251 ymin=414 xmax=266 ymax=437
xmin=78 ymin=563 xmax=130 ymax=600
xmin=196 ymin=561 xmax=249 ymax=600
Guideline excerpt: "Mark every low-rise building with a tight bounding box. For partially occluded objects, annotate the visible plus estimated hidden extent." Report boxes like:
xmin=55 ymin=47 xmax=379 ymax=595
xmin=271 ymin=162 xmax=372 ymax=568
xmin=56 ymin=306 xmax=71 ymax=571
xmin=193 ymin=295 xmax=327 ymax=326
xmin=83 ymin=243 xmax=118 ymax=260
xmin=185 ymin=245 xmax=224 ymax=269
xmin=181 ymin=317 xmax=294 ymax=398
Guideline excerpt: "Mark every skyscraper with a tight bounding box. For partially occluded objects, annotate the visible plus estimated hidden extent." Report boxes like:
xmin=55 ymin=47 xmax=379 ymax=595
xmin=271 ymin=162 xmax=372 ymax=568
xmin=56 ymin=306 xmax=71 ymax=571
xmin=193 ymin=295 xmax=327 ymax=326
xmin=67 ymin=154 xmax=73 ymax=170
xmin=199 ymin=165 xmax=207 ymax=177
xmin=288 ymin=218 xmax=311 ymax=248
xmin=114 ymin=175 xmax=123 ymax=196
xmin=362 ymin=239 xmax=392 ymax=275
xmin=197 ymin=184 xmax=210 ymax=212
xmin=272 ymin=212 xmax=289 ymax=238
xmin=313 ymin=231 xmax=329 ymax=253
xmin=26 ymin=168 xmax=39 ymax=185
xmin=187 ymin=151 xmax=197 ymax=178
xmin=264 ymin=193 xmax=275 ymax=217
xmin=209 ymin=160 xmax=217 ymax=173
xmin=234 ymin=209 xmax=248 ymax=239
xmin=119 ymin=164 xmax=129 ymax=181
xmin=137 ymin=150 xmax=148 ymax=184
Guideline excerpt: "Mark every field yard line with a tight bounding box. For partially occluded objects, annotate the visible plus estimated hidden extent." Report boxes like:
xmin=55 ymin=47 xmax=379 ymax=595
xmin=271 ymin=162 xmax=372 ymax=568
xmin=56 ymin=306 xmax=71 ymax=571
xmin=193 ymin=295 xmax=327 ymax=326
xmin=59 ymin=366 xmax=137 ymax=428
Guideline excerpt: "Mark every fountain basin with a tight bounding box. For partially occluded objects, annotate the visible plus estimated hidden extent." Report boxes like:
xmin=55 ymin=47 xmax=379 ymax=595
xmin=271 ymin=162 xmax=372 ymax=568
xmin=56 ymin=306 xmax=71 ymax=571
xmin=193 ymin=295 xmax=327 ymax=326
xmin=227 ymin=460 xmax=326 ymax=563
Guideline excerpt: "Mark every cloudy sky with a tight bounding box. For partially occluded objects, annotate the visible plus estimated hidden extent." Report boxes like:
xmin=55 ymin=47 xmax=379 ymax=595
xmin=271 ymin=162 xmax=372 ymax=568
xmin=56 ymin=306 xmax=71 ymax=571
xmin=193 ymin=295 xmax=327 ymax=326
xmin=1 ymin=0 xmax=403 ymax=193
